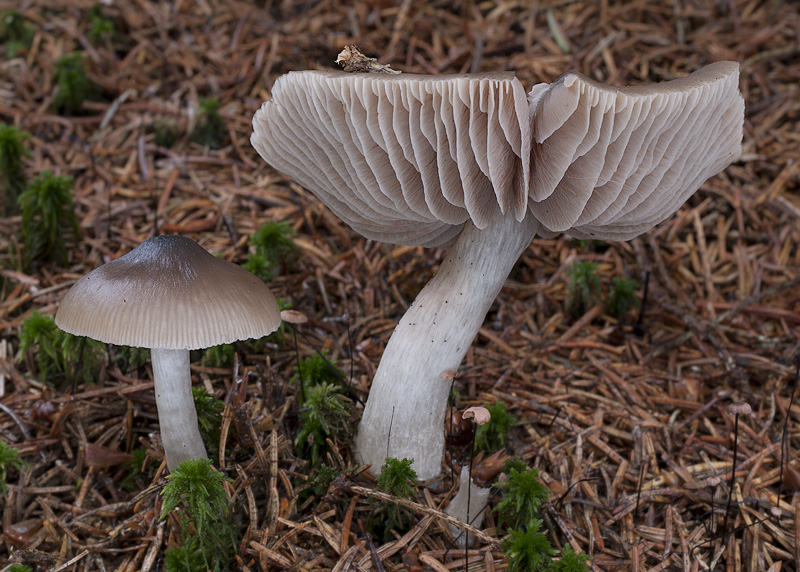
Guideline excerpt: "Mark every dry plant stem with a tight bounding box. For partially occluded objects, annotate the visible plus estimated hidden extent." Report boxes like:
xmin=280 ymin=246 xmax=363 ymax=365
xmin=356 ymin=209 xmax=539 ymax=479
xmin=151 ymin=348 xmax=207 ymax=470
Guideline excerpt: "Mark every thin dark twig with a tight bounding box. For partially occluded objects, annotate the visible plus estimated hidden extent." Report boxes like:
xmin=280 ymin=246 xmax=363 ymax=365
xmin=386 ymin=406 xmax=394 ymax=460
xmin=290 ymin=325 xmax=303 ymax=406
xmin=776 ymin=355 xmax=800 ymax=517
xmin=722 ymin=410 xmax=743 ymax=535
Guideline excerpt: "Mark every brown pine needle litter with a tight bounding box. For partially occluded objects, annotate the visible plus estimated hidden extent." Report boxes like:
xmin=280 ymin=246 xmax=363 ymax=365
xmin=1 ymin=1 xmax=799 ymax=571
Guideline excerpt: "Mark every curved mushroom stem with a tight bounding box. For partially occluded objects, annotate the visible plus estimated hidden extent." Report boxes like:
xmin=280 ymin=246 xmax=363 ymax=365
xmin=356 ymin=210 xmax=539 ymax=479
xmin=151 ymin=348 xmax=207 ymax=470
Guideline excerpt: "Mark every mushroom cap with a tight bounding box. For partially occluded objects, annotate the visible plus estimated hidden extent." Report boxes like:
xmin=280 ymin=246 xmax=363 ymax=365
xmin=55 ymin=235 xmax=281 ymax=350
xmin=251 ymin=71 xmax=530 ymax=247
xmin=253 ymin=63 xmax=743 ymax=246
xmin=528 ymin=62 xmax=744 ymax=239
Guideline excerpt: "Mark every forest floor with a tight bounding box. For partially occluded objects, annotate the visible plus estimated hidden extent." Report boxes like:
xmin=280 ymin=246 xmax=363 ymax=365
xmin=1 ymin=1 xmax=799 ymax=571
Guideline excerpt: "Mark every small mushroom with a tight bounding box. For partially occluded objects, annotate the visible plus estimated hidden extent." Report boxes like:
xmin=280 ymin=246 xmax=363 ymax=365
xmin=56 ymin=235 xmax=281 ymax=470
xmin=252 ymin=63 xmax=743 ymax=479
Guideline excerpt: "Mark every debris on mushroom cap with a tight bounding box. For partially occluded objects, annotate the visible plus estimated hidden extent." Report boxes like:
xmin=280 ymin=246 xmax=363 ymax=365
xmin=251 ymin=70 xmax=530 ymax=247
xmin=528 ymin=62 xmax=744 ymax=239
xmin=335 ymin=45 xmax=401 ymax=75
xmin=462 ymin=406 xmax=491 ymax=426
xmin=727 ymin=402 xmax=752 ymax=416
xmin=55 ymin=235 xmax=281 ymax=350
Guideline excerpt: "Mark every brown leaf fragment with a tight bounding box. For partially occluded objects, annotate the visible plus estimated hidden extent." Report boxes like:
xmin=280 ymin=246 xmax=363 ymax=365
xmin=335 ymin=45 xmax=401 ymax=74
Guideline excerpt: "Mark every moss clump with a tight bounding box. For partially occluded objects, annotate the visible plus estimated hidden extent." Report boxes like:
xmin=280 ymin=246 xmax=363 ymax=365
xmin=295 ymin=382 xmax=354 ymax=464
xmin=0 ymin=10 xmax=33 ymax=58
xmin=0 ymin=123 xmax=31 ymax=216
xmin=191 ymin=98 xmax=227 ymax=149
xmin=18 ymin=172 xmax=82 ymax=268
xmin=605 ymin=277 xmax=640 ymax=319
xmin=243 ymin=221 xmax=298 ymax=281
xmin=0 ymin=439 xmax=26 ymax=499
xmin=160 ymin=459 xmax=237 ymax=572
xmin=20 ymin=310 xmax=104 ymax=385
xmin=564 ymin=260 xmax=602 ymax=319
xmin=474 ymin=400 xmax=518 ymax=453
xmin=53 ymin=54 xmax=95 ymax=115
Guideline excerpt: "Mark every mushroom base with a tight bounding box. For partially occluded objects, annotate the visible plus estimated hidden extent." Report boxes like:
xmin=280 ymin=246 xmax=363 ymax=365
xmin=151 ymin=348 xmax=208 ymax=470
xmin=356 ymin=210 xmax=539 ymax=479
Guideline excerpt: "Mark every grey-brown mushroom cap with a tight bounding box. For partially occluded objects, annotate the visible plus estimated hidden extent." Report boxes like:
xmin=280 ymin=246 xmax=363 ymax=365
xmin=251 ymin=70 xmax=530 ymax=248
xmin=55 ymin=235 xmax=281 ymax=350
xmin=528 ymin=61 xmax=744 ymax=240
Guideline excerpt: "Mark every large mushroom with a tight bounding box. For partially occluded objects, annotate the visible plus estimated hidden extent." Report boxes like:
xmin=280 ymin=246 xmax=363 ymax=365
xmin=251 ymin=63 xmax=744 ymax=479
xmin=55 ymin=235 xmax=281 ymax=470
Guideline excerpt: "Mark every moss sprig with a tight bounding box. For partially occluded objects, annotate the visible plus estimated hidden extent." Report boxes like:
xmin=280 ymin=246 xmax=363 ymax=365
xmin=564 ymin=260 xmax=601 ymax=319
xmin=0 ymin=123 xmax=31 ymax=216
xmin=0 ymin=10 xmax=33 ymax=58
xmin=243 ymin=221 xmax=299 ymax=281
xmin=21 ymin=310 xmax=103 ymax=385
xmin=18 ymin=172 xmax=81 ymax=268
xmin=295 ymin=382 xmax=354 ymax=464
xmin=53 ymin=54 xmax=95 ymax=115
xmin=191 ymin=98 xmax=227 ymax=149
xmin=474 ymin=400 xmax=518 ymax=453
xmin=0 ymin=439 xmax=26 ymax=499
xmin=495 ymin=462 xmax=550 ymax=531
xmin=160 ymin=459 xmax=237 ymax=571
xmin=605 ymin=277 xmax=640 ymax=319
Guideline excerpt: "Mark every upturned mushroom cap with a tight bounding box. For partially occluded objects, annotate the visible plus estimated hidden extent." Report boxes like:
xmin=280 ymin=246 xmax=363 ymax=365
xmin=251 ymin=71 xmax=530 ymax=247
xmin=252 ymin=64 xmax=743 ymax=246
xmin=55 ymin=235 xmax=281 ymax=349
xmin=528 ymin=62 xmax=744 ymax=239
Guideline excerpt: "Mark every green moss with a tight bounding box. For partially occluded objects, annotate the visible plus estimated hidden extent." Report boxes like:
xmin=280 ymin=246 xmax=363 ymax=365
xmin=564 ymin=261 xmax=602 ymax=319
xmin=201 ymin=344 xmax=235 ymax=369
xmin=20 ymin=310 xmax=104 ymax=385
xmin=474 ymin=400 xmax=518 ymax=453
xmin=376 ymin=457 xmax=417 ymax=498
xmin=0 ymin=439 xmax=26 ymax=498
xmin=369 ymin=457 xmax=417 ymax=541
xmin=18 ymin=171 xmax=81 ymax=268
xmin=496 ymin=464 xmax=550 ymax=530
xmin=192 ymin=387 xmax=224 ymax=452
xmin=605 ymin=277 xmax=640 ymax=320
xmin=548 ymin=544 xmax=591 ymax=572
xmin=0 ymin=123 xmax=31 ymax=216
xmin=53 ymin=54 xmax=94 ymax=115
xmin=292 ymin=350 xmax=344 ymax=396
xmin=191 ymin=98 xmax=227 ymax=149
xmin=0 ymin=10 xmax=33 ymax=58
xmin=243 ymin=221 xmax=298 ymax=281
xmin=87 ymin=4 xmax=114 ymax=42
xmin=160 ymin=459 xmax=237 ymax=572
xmin=153 ymin=118 xmax=180 ymax=148
xmin=295 ymin=382 xmax=354 ymax=464
xmin=502 ymin=520 xmax=556 ymax=572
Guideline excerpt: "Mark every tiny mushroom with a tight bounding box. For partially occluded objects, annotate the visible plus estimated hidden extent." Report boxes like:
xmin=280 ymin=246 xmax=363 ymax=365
xmin=252 ymin=61 xmax=744 ymax=479
xmin=55 ymin=235 xmax=281 ymax=470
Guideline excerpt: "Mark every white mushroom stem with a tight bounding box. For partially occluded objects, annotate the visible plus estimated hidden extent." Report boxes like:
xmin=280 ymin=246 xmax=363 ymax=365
xmin=356 ymin=209 xmax=538 ymax=479
xmin=151 ymin=348 xmax=207 ymax=470
xmin=445 ymin=466 xmax=492 ymax=547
